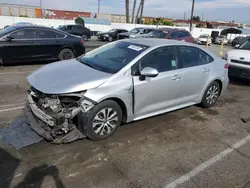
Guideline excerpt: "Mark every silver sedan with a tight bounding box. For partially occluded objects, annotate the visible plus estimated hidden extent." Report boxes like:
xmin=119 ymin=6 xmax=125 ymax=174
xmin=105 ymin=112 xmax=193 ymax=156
xmin=25 ymin=38 xmax=229 ymax=142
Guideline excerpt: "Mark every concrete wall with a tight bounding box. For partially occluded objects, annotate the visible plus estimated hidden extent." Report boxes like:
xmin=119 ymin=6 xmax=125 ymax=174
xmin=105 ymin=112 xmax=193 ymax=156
xmin=0 ymin=15 xmax=224 ymax=38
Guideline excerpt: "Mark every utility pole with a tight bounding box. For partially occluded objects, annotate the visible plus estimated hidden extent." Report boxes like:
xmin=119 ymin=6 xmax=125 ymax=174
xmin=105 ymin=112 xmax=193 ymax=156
xmin=202 ymin=12 xmax=204 ymax=21
xmin=139 ymin=0 xmax=145 ymax=24
xmin=125 ymin=0 xmax=130 ymax=23
xmin=97 ymin=0 xmax=101 ymax=13
xmin=189 ymin=0 xmax=195 ymax=32
xmin=184 ymin=12 xmax=186 ymax=20
xmin=131 ymin=0 xmax=137 ymax=23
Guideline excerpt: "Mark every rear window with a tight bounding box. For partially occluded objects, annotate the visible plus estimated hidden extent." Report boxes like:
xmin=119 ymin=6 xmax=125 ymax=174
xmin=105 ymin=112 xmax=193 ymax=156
xmin=79 ymin=41 xmax=149 ymax=74
xmin=0 ymin=26 xmax=16 ymax=37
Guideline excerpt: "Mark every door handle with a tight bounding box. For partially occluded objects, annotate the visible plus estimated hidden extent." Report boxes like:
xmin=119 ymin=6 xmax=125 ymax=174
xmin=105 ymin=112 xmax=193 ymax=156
xmin=203 ymin=68 xmax=210 ymax=73
xmin=172 ymin=75 xmax=181 ymax=80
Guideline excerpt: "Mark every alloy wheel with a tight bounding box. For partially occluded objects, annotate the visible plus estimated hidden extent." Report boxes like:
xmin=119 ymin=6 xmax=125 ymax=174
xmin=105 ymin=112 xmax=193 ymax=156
xmin=206 ymin=85 xmax=219 ymax=105
xmin=62 ymin=51 xmax=73 ymax=60
xmin=93 ymin=108 xmax=118 ymax=136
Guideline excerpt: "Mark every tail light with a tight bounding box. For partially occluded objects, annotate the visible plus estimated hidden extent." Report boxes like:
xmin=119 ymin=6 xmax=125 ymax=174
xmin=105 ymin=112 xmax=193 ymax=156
xmin=224 ymin=63 xmax=229 ymax=69
xmin=167 ymin=36 xmax=172 ymax=39
xmin=80 ymin=39 xmax=84 ymax=46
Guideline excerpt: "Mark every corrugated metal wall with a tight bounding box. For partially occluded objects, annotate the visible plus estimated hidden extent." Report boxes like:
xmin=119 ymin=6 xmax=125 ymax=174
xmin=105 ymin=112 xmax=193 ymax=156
xmin=0 ymin=5 xmax=41 ymax=18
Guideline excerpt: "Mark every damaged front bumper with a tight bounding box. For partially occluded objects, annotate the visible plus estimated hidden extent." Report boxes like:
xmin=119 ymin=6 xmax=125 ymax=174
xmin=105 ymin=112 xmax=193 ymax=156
xmin=24 ymin=90 xmax=94 ymax=144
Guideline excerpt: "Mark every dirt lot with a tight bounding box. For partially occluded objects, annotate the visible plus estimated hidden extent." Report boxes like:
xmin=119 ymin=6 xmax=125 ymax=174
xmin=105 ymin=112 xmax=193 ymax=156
xmin=0 ymin=44 xmax=250 ymax=188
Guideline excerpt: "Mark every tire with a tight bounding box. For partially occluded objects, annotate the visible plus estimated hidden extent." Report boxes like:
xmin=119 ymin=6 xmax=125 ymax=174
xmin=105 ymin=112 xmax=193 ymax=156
xmin=58 ymin=48 xmax=75 ymax=61
xmin=108 ymin=36 xmax=113 ymax=42
xmin=82 ymin=34 xmax=88 ymax=41
xmin=84 ymin=100 xmax=123 ymax=141
xmin=201 ymin=81 xmax=221 ymax=108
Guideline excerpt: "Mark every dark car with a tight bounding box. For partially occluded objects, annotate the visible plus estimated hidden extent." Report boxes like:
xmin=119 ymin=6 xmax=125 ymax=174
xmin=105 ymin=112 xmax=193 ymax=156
xmin=96 ymin=29 xmax=128 ymax=42
xmin=118 ymin=27 xmax=155 ymax=39
xmin=0 ymin=25 xmax=85 ymax=65
xmin=232 ymin=36 xmax=250 ymax=47
xmin=159 ymin=28 xmax=194 ymax=43
xmin=57 ymin=24 xmax=91 ymax=40
xmin=136 ymin=29 xmax=171 ymax=39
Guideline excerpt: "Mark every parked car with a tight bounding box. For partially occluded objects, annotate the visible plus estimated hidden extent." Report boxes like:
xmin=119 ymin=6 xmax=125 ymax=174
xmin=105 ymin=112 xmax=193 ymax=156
xmin=57 ymin=24 xmax=91 ymax=40
xmin=25 ymin=38 xmax=229 ymax=142
xmin=223 ymin=38 xmax=250 ymax=80
xmin=232 ymin=36 xmax=250 ymax=48
xmin=0 ymin=25 xmax=85 ymax=65
xmin=211 ymin=30 xmax=220 ymax=43
xmin=160 ymin=28 xmax=194 ymax=43
xmin=96 ymin=29 xmax=128 ymax=42
xmin=215 ymin=35 xmax=228 ymax=45
xmin=118 ymin=27 xmax=155 ymax=39
xmin=197 ymin=34 xmax=212 ymax=45
xmin=131 ymin=29 xmax=169 ymax=39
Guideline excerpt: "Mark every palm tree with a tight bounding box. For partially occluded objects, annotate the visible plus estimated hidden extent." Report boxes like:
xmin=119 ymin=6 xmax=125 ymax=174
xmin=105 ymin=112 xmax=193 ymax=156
xmin=139 ymin=0 xmax=145 ymax=24
xmin=131 ymin=0 xmax=137 ymax=23
xmin=135 ymin=0 xmax=142 ymax=24
xmin=125 ymin=0 xmax=130 ymax=23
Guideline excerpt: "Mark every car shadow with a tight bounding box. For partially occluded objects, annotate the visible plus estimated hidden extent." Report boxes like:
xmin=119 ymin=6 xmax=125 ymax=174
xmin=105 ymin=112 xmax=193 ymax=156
xmin=229 ymin=76 xmax=250 ymax=86
xmin=0 ymin=148 xmax=65 ymax=188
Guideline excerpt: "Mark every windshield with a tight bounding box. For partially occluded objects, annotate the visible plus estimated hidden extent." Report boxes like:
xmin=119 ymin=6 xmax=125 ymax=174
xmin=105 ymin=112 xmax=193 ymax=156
xmin=239 ymin=40 xmax=250 ymax=50
xmin=200 ymin=35 xmax=209 ymax=38
xmin=130 ymin=28 xmax=141 ymax=34
xmin=78 ymin=41 xmax=149 ymax=74
xmin=0 ymin=26 xmax=16 ymax=37
xmin=147 ymin=30 xmax=168 ymax=38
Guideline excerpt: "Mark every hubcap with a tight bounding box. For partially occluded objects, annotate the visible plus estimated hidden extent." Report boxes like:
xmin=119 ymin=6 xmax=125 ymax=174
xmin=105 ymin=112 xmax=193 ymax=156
xmin=62 ymin=51 xmax=73 ymax=60
xmin=206 ymin=85 xmax=219 ymax=105
xmin=93 ymin=108 xmax=118 ymax=136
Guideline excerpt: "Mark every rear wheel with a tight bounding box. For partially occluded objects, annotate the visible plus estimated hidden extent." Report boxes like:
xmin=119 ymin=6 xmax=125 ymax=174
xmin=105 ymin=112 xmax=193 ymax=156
xmin=84 ymin=100 xmax=122 ymax=140
xmin=108 ymin=36 xmax=113 ymax=42
xmin=82 ymin=34 xmax=88 ymax=41
xmin=58 ymin=48 xmax=75 ymax=61
xmin=201 ymin=81 xmax=221 ymax=108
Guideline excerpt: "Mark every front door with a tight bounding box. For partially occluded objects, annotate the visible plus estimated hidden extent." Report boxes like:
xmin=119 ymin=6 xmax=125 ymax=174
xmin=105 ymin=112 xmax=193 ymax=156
xmin=1 ymin=29 xmax=37 ymax=63
xmin=177 ymin=46 xmax=214 ymax=103
xmin=132 ymin=46 xmax=182 ymax=119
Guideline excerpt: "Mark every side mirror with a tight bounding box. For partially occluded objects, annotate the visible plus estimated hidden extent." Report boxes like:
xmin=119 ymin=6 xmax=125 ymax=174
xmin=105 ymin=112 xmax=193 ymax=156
xmin=140 ymin=67 xmax=158 ymax=78
xmin=5 ymin=36 xmax=14 ymax=41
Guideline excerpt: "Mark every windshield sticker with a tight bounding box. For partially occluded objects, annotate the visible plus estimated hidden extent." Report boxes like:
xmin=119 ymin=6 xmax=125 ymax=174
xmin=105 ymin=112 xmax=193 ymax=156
xmin=128 ymin=45 xmax=143 ymax=51
xmin=171 ymin=60 xmax=177 ymax=67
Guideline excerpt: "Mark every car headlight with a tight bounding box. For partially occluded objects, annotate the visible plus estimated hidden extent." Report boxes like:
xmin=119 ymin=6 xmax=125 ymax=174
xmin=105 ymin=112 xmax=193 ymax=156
xmin=103 ymin=34 xmax=109 ymax=37
xmin=222 ymin=53 xmax=228 ymax=61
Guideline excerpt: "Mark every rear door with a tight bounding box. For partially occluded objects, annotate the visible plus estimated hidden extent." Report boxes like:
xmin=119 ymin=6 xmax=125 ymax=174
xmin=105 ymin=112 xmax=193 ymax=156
xmin=34 ymin=29 xmax=67 ymax=60
xmin=177 ymin=46 xmax=214 ymax=103
xmin=1 ymin=28 xmax=37 ymax=63
xmin=133 ymin=46 xmax=182 ymax=118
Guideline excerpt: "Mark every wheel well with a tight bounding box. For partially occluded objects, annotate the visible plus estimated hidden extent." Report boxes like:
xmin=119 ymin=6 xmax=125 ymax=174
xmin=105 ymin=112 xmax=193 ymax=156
xmin=104 ymin=98 xmax=127 ymax=123
xmin=214 ymin=79 xmax=223 ymax=95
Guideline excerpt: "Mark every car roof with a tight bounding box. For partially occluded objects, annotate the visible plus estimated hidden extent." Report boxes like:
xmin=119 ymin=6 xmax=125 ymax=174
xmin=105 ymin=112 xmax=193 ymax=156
xmin=122 ymin=38 xmax=195 ymax=47
xmin=11 ymin=25 xmax=52 ymax=30
xmin=159 ymin=28 xmax=188 ymax=32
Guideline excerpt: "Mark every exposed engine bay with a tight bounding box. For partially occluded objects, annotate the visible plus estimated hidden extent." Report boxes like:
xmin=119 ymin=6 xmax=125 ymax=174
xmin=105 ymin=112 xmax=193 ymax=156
xmin=25 ymin=87 xmax=95 ymax=144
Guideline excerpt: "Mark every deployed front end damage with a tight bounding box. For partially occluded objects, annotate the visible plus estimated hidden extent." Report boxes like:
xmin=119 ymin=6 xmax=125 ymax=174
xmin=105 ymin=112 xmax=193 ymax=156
xmin=24 ymin=87 xmax=95 ymax=144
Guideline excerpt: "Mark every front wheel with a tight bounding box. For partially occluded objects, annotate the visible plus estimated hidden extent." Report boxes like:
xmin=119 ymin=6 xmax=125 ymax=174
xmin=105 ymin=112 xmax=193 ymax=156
xmin=108 ymin=36 xmax=113 ymax=42
xmin=201 ymin=81 xmax=221 ymax=108
xmin=84 ymin=100 xmax=123 ymax=140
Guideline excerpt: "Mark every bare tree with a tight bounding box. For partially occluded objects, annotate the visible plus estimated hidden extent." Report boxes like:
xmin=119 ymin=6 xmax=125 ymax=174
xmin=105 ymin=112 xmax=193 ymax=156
xmin=125 ymin=0 xmax=130 ymax=23
xmin=135 ymin=1 xmax=142 ymax=24
xmin=139 ymin=0 xmax=145 ymax=24
xmin=131 ymin=0 xmax=137 ymax=23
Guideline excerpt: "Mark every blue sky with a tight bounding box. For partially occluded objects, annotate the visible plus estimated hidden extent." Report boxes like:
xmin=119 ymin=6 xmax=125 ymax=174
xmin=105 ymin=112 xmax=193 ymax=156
xmin=2 ymin=0 xmax=250 ymax=23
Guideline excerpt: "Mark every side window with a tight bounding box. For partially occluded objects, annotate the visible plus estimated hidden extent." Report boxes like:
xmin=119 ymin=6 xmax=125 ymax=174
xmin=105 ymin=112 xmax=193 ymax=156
xmin=35 ymin=29 xmax=65 ymax=39
xmin=65 ymin=25 xmax=72 ymax=31
xmin=184 ymin=31 xmax=191 ymax=37
xmin=139 ymin=47 xmax=178 ymax=73
xmin=170 ymin=31 xmax=179 ymax=39
xmin=179 ymin=46 xmax=200 ymax=68
xmin=9 ymin=29 xmax=36 ymax=39
xmin=198 ymin=49 xmax=214 ymax=65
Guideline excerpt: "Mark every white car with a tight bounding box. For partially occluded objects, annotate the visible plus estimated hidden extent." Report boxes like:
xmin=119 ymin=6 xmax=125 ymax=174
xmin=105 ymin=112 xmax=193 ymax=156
xmin=197 ymin=34 xmax=212 ymax=45
xmin=223 ymin=39 xmax=250 ymax=80
xmin=215 ymin=35 xmax=228 ymax=45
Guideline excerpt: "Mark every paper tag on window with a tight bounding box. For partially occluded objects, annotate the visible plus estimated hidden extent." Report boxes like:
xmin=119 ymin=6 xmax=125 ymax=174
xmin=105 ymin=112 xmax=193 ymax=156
xmin=128 ymin=45 xmax=143 ymax=51
xmin=171 ymin=60 xmax=176 ymax=67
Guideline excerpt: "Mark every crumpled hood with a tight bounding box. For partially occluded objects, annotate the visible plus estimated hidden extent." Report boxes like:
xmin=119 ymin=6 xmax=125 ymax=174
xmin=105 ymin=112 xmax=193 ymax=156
xmin=27 ymin=59 xmax=112 ymax=94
